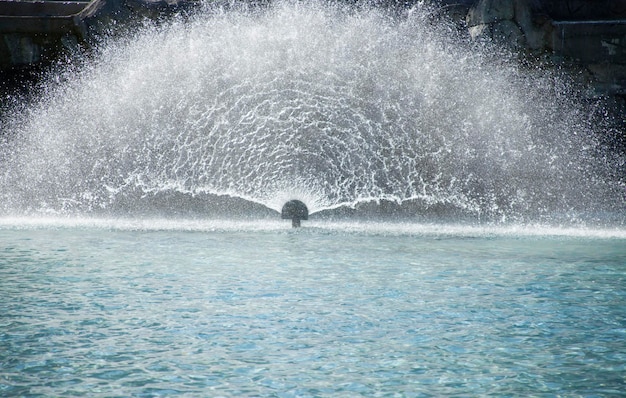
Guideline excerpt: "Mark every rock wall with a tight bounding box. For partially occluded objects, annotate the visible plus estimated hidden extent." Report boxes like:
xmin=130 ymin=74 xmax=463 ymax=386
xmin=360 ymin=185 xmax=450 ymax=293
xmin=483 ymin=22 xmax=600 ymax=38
xmin=466 ymin=0 xmax=553 ymax=52
xmin=466 ymin=0 xmax=626 ymax=96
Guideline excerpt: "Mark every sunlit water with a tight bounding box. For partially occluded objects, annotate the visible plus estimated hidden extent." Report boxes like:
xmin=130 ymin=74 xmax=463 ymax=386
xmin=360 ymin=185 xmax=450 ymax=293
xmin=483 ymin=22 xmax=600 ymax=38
xmin=1 ymin=220 xmax=625 ymax=396
xmin=1 ymin=1 xmax=626 ymax=396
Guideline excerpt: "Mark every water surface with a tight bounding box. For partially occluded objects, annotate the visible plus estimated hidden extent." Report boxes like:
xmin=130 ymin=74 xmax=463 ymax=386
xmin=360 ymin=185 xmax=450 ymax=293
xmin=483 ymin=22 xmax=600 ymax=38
xmin=2 ymin=221 xmax=624 ymax=396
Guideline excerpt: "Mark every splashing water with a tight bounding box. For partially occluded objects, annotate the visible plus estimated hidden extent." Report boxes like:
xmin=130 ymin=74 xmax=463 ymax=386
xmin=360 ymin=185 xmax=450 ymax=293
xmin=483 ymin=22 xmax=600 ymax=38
xmin=0 ymin=1 xmax=623 ymax=224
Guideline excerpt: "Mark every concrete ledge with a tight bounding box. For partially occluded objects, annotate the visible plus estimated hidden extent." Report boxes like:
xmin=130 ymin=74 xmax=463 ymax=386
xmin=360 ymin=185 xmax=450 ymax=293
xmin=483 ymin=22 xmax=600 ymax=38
xmin=0 ymin=0 xmax=101 ymax=34
xmin=0 ymin=16 xmax=79 ymax=34
xmin=0 ymin=0 xmax=103 ymax=66
xmin=551 ymin=20 xmax=626 ymax=94
xmin=0 ymin=0 xmax=89 ymax=17
xmin=552 ymin=20 xmax=626 ymax=64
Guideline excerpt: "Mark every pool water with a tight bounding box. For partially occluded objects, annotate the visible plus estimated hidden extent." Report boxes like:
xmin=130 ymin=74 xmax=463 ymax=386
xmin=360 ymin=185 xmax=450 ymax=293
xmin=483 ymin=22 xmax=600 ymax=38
xmin=1 ymin=219 xmax=625 ymax=396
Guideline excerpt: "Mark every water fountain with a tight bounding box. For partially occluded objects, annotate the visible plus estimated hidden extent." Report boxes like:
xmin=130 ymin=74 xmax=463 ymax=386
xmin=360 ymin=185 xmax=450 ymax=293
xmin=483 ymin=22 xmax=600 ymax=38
xmin=1 ymin=4 xmax=625 ymax=397
xmin=281 ymin=199 xmax=308 ymax=227
xmin=0 ymin=1 xmax=623 ymax=225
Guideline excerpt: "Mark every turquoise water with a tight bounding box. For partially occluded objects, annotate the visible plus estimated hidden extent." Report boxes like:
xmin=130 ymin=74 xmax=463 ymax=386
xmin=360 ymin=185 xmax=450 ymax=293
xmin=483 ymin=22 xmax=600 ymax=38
xmin=1 ymin=219 xmax=625 ymax=396
xmin=1 ymin=2 xmax=625 ymax=396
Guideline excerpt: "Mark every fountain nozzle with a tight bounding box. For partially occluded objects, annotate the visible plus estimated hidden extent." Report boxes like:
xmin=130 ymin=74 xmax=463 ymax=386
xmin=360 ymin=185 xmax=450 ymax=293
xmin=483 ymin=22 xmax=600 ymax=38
xmin=281 ymin=200 xmax=309 ymax=228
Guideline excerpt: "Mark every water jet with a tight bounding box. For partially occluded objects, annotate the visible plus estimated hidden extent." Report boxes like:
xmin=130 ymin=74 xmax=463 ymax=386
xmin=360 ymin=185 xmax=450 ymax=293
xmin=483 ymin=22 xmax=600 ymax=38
xmin=282 ymin=200 xmax=308 ymax=228
xmin=0 ymin=1 xmax=622 ymax=226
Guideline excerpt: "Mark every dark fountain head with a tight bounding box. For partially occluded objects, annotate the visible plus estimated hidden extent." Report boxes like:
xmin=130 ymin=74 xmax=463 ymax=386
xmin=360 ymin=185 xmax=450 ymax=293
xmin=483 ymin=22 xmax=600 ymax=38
xmin=281 ymin=200 xmax=309 ymax=228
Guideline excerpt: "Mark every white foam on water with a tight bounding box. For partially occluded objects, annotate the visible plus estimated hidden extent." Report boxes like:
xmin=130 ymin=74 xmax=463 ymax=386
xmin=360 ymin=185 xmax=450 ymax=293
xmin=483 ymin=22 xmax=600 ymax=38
xmin=1 ymin=216 xmax=625 ymax=239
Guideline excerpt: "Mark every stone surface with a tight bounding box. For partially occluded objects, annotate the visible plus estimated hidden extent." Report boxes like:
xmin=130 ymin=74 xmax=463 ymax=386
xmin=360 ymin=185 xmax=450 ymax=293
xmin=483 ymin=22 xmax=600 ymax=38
xmin=467 ymin=0 xmax=626 ymax=95
xmin=466 ymin=0 xmax=514 ymax=25
xmin=466 ymin=0 xmax=552 ymax=52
